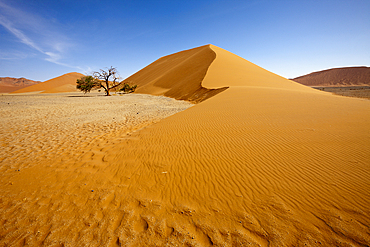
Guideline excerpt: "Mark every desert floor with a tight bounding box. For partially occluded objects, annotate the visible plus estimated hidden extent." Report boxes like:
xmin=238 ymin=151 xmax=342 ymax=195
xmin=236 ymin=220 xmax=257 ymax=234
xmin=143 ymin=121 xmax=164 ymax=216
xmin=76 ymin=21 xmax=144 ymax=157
xmin=0 ymin=92 xmax=193 ymax=171
xmin=0 ymin=92 xmax=194 ymax=246
xmin=312 ymin=86 xmax=370 ymax=100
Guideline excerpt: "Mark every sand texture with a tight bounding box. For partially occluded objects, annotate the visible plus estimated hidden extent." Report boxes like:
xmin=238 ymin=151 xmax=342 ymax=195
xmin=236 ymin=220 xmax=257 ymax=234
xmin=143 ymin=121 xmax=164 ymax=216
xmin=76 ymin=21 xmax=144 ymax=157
xmin=1 ymin=45 xmax=370 ymax=246
xmin=292 ymin=66 xmax=370 ymax=87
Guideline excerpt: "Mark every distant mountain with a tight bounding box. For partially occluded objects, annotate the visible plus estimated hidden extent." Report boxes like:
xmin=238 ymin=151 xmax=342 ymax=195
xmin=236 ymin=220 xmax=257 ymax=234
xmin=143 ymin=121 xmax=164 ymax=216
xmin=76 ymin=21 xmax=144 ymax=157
xmin=292 ymin=67 xmax=370 ymax=86
xmin=11 ymin=72 xmax=84 ymax=94
xmin=0 ymin=77 xmax=41 ymax=93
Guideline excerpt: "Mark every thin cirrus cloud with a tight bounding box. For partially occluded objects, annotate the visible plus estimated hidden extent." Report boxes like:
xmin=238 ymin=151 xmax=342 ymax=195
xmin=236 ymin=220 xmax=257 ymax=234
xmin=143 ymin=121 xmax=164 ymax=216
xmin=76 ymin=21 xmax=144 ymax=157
xmin=0 ymin=50 xmax=27 ymax=60
xmin=0 ymin=0 xmax=80 ymax=70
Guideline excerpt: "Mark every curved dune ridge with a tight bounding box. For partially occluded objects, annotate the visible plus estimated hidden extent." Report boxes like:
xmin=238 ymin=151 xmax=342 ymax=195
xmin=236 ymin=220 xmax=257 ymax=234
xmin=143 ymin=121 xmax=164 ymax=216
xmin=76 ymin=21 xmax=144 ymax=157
xmin=123 ymin=44 xmax=228 ymax=102
xmin=1 ymin=45 xmax=370 ymax=246
xmin=203 ymin=45 xmax=312 ymax=91
xmin=11 ymin=72 xmax=84 ymax=94
xmin=292 ymin=66 xmax=370 ymax=86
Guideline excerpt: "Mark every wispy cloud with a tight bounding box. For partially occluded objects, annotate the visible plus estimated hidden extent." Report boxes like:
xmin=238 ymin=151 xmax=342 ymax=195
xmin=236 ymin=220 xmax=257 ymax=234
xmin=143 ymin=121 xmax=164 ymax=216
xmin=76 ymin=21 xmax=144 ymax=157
xmin=0 ymin=0 xmax=79 ymax=69
xmin=0 ymin=15 xmax=44 ymax=53
xmin=0 ymin=50 xmax=28 ymax=60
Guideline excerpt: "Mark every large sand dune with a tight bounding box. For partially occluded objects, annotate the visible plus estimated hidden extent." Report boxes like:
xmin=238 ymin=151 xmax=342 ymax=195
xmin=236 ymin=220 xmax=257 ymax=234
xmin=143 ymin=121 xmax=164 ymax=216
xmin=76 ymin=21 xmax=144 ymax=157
xmin=1 ymin=45 xmax=369 ymax=246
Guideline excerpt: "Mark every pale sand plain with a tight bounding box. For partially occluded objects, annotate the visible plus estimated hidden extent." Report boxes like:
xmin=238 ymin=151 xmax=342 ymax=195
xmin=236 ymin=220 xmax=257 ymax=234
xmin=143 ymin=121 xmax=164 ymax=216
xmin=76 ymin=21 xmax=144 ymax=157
xmin=312 ymin=86 xmax=370 ymax=100
xmin=1 ymin=45 xmax=370 ymax=246
xmin=0 ymin=92 xmax=193 ymax=170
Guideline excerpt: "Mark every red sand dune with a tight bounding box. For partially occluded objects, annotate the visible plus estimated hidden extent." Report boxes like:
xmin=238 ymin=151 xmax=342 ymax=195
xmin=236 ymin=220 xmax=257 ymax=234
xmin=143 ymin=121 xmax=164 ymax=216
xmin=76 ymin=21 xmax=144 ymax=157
xmin=292 ymin=66 xmax=370 ymax=86
xmin=0 ymin=77 xmax=40 ymax=93
xmin=1 ymin=45 xmax=369 ymax=246
xmin=11 ymin=72 xmax=84 ymax=94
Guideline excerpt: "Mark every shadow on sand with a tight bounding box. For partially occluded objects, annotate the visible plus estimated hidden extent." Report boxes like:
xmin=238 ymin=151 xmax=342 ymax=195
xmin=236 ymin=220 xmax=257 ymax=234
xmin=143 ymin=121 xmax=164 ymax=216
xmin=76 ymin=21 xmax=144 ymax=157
xmin=66 ymin=95 xmax=107 ymax=97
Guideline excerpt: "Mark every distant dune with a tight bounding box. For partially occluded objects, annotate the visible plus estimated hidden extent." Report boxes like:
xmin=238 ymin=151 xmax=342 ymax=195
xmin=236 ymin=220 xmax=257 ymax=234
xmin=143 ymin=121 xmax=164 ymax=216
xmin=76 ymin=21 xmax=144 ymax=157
xmin=1 ymin=45 xmax=369 ymax=246
xmin=0 ymin=77 xmax=40 ymax=93
xmin=292 ymin=66 xmax=370 ymax=86
xmin=11 ymin=72 xmax=84 ymax=94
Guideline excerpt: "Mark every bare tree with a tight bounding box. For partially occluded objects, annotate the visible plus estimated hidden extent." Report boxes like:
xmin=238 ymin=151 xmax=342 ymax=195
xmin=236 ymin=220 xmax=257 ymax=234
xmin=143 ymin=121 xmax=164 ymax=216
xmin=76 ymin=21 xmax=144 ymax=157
xmin=76 ymin=67 xmax=137 ymax=96
xmin=93 ymin=66 xmax=122 ymax=96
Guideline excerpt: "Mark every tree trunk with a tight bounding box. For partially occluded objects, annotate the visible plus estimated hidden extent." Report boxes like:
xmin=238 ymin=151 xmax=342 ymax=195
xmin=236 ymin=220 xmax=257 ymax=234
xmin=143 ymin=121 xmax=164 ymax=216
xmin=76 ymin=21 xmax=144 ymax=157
xmin=105 ymin=80 xmax=110 ymax=96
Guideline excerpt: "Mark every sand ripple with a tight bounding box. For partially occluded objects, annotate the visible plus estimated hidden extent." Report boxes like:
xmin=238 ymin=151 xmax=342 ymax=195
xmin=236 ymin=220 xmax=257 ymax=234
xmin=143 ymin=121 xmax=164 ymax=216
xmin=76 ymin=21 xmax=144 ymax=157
xmin=1 ymin=88 xmax=369 ymax=246
xmin=0 ymin=92 xmax=193 ymax=170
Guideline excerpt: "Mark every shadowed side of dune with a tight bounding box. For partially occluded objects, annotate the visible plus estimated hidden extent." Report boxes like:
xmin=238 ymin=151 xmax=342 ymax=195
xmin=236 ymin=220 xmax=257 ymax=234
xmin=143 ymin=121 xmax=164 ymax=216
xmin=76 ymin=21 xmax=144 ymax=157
xmin=11 ymin=72 xmax=84 ymax=94
xmin=123 ymin=45 xmax=228 ymax=103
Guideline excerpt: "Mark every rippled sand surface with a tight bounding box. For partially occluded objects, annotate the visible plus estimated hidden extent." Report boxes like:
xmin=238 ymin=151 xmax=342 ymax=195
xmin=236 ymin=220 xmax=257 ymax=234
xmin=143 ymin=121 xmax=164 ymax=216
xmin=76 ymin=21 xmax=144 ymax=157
xmin=1 ymin=45 xmax=370 ymax=246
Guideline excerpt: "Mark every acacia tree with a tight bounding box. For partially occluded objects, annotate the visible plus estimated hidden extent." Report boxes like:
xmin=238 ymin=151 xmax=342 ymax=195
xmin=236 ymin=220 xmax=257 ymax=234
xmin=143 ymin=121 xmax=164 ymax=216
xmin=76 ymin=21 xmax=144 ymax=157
xmin=93 ymin=66 xmax=121 ymax=96
xmin=76 ymin=67 xmax=137 ymax=96
xmin=76 ymin=76 xmax=99 ymax=94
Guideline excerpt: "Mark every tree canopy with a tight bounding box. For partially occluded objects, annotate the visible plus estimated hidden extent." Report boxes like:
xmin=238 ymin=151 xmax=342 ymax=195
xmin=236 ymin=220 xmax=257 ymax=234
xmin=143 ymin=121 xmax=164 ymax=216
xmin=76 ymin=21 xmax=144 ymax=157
xmin=76 ymin=76 xmax=99 ymax=94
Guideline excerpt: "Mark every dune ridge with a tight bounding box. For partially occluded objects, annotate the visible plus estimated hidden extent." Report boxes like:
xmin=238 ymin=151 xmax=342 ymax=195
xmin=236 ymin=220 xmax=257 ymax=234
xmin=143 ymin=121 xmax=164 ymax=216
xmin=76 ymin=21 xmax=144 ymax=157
xmin=11 ymin=72 xmax=84 ymax=94
xmin=123 ymin=45 xmax=228 ymax=102
xmin=1 ymin=45 xmax=369 ymax=246
xmin=204 ymin=45 xmax=312 ymax=91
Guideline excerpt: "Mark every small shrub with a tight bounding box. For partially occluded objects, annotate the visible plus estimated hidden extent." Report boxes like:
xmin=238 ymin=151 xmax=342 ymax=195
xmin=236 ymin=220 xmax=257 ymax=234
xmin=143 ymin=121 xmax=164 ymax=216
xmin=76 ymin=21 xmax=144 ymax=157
xmin=120 ymin=83 xmax=137 ymax=93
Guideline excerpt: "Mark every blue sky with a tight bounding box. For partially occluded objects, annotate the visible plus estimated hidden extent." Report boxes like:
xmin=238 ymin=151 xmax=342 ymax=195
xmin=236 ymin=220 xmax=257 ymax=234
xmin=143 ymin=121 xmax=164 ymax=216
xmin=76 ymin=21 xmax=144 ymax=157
xmin=0 ymin=0 xmax=369 ymax=81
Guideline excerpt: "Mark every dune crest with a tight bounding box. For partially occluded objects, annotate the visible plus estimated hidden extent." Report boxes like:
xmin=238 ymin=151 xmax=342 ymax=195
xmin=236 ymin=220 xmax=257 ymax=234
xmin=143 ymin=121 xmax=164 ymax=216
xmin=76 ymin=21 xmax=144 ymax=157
xmin=11 ymin=72 xmax=84 ymax=94
xmin=204 ymin=45 xmax=311 ymax=91
xmin=123 ymin=45 xmax=228 ymax=103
